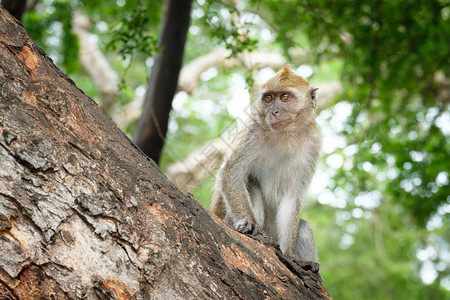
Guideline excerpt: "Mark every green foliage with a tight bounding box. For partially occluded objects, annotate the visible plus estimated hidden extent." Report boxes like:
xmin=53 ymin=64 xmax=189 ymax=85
xmin=105 ymin=2 xmax=162 ymax=61
xmin=250 ymin=0 xmax=450 ymax=223
xmin=309 ymin=202 xmax=449 ymax=299
xmin=23 ymin=0 xmax=163 ymax=98
xmin=199 ymin=0 xmax=259 ymax=56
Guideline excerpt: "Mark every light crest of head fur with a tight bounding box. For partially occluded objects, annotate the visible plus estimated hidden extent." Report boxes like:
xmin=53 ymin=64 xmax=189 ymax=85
xmin=261 ymin=64 xmax=310 ymax=92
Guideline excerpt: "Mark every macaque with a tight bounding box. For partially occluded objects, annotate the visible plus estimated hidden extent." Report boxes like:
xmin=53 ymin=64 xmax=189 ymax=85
xmin=211 ymin=64 xmax=321 ymax=261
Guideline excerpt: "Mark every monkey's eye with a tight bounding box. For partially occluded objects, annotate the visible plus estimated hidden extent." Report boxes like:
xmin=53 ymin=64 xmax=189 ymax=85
xmin=264 ymin=95 xmax=272 ymax=102
xmin=280 ymin=94 xmax=289 ymax=101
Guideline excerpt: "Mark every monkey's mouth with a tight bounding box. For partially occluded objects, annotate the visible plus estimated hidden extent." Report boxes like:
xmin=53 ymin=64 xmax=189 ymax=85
xmin=270 ymin=120 xmax=291 ymax=131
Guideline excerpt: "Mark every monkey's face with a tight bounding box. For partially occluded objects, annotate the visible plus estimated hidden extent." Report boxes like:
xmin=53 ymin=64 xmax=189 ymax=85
xmin=257 ymin=88 xmax=316 ymax=132
xmin=254 ymin=64 xmax=317 ymax=132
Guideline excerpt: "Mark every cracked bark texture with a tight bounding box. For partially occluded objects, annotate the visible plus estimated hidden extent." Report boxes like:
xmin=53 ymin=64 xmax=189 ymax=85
xmin=0 ymin=7 xmax=331 ymax=300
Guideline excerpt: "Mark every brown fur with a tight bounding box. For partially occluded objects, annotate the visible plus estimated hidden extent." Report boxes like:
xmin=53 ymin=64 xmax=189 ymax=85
xmin=262 ymin=64 xmax=309 ymax=92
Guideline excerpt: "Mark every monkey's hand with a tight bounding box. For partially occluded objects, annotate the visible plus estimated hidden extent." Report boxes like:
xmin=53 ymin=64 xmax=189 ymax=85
xmin=234 ymin=219 xmax=260 ymax=235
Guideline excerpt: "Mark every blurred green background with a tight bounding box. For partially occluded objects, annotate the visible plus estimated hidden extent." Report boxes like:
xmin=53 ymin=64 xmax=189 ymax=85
xmin=10 ymin=0 xmax=449 ymax=298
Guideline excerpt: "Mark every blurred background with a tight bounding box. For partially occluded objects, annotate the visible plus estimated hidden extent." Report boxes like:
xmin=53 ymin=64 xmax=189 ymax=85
xmin=2 ymin=0 xmax=449 ymax=298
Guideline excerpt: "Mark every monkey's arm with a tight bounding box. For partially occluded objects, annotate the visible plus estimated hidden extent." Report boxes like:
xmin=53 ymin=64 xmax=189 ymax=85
xmin=217 ymin=148 xmax=261 ymax=235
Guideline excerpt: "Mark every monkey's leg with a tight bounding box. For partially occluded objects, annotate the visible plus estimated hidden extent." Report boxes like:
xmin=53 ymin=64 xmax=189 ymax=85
xmin=294 ymin=218 xmax=318 ymax=262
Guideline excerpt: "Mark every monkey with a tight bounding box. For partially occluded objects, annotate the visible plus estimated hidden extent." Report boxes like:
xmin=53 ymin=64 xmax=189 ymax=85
xmin=211 ymin=64 xmax=321 ymax=262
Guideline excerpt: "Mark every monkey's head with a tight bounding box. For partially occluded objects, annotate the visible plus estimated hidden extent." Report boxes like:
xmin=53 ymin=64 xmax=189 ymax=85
xmin=254 ymin=64 xmax=318 ymax=132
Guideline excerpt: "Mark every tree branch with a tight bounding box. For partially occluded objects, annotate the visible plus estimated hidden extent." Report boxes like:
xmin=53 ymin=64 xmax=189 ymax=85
xmin=72 ymin=12 xmax=120 ymax=115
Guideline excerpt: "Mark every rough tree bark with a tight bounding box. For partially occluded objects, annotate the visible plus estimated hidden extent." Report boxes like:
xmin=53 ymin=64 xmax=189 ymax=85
xmin=0 ymin=7 xmax=331 ymax=300
xmin=133 ymin=0 xmax=192 ymax=164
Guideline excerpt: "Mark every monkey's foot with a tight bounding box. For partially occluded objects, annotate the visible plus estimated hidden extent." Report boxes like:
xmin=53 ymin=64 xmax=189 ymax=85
xmin=234 ymin=219 xmax=260 ymax=235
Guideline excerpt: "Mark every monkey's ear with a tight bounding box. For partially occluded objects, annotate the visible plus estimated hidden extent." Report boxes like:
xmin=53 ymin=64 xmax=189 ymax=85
xmin=311 ymin=88 xmax=318 ymax=109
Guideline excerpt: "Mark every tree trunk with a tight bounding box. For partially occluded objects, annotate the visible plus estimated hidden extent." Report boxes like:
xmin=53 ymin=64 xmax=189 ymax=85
xmin=0 ymin=7 xmax=331 ymax=300
xmin=133 ymin=0 xmax=192 ymax=164
xmin=1 ymin=0 xmax=27 ymax=21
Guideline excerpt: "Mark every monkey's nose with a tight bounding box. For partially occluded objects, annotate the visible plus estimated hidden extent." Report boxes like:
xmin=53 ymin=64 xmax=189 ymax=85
xmin=272 ymin=110 xmax=279 ymax=117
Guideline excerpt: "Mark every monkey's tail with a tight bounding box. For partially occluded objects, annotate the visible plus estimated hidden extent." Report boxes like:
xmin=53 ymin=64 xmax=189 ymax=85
xmin=210 ymin=191 xmax=226 ymax=219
